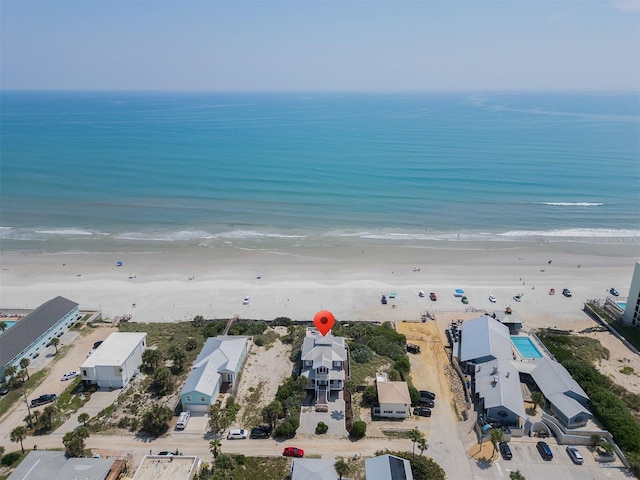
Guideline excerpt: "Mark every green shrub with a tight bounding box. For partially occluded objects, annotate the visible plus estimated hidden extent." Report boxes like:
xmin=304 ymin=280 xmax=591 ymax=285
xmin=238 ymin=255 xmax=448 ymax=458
xmin=350 ymin=420 xmax=366 ymax=439
xmin=316 ymin=421 xmax=329 ymax=434
xmin=361 ymin=386 xmax=378 ymax=407
xmin=351 ymin=345 xmax=374 ymax=363
xmin=273 ymin=317 xmax=293 ymax=327
xmin=1 ymin=451 xmax=22 ymax=466
xmin=275 ymin=417 xmax=299 ymax=438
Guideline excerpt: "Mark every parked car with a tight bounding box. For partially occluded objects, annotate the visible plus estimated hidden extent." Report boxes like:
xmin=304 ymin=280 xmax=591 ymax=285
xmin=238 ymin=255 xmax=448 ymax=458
xmin=0 ymin=386 xmax=10 ymax=396
xmin=250 ymin=426 xmax=272 ymax=439
xmin=499 ymin=442 xmax=513 ymax=460
xmin=157 ymin=451 xmax=173 ymax=456
xmin=60 ymin=371 xmax=80 ymax=381
xmin=283 ymin=447 xmax=304 ymax=457
xmin=513 ymin=295 xmax=522 ymax=302
xmin=381 ymin=295 xmax=387 ymax=305
xmin=610 ymin=288 xmax=619 ymax=296
xmin=227 ymin=428 xmax=248 ymax=440
xmin=418 ymin=290 xmax=425 ymax=298
xmin=566 ymin=445 xmax=584 ymax=464
xmin=93 ymin=340 xmax=104 ymax=349
xmin=413 ymin=407 xmax=432 ymax=417
xmin=429 ymin=292 xmax=437 ymax=301
xmin=30 ymin=394 xmax=57 ymax=408
xmin=461 ymin=296 xmax=469 ymax=304
xmin=488 ymin=295 xmax=497 ymax=303
xmin=536 ymin=441 xmax=553 ymax=460
xmin=406 ymin=343 xmax=421 ymax=354
xmin=419 ymin=398 xmax=435 ymax=408
xmin=176 ymin=411 xmax=191 ymax=430
xmin=419 ymin=390 xmax=436 ymax=400
xmin=243 ymin=296 xmax=251 ymax=305
xmin=562 ymin=288 xmax=572 ymax=297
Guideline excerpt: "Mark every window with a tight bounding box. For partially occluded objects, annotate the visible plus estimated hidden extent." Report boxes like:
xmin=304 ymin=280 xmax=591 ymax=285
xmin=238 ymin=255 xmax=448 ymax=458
xmin=317 ymin=367 xmax=328 ymax=374
xmin=83 ymin=370 xmax=87 ymax=376
xmin=200 ymin=396 xmax=205 ymax=402
xmin=396 ymin=411 xmax=405 ymax=415
xmin=186 ymin=396 xmax=192 ymax=402
xmin=383 ymin=410 xmax=393 ymax=414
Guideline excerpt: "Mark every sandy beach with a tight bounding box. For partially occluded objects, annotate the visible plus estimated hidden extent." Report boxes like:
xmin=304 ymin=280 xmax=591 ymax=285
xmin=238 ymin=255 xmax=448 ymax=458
xmin=1 ymin=241 xmax=637 ymax=329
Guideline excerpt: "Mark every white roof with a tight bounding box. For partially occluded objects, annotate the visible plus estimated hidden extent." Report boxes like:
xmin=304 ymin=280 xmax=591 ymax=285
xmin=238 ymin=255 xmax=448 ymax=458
xmin=181 ymin=336 xmax=248 ymax=396
xmin=474 ymin=358 xmax=527 ymax=419
xmin=81 ymin=332 xmax=146 ymax=368
xmin=460 ymin=316 xmax=512 ymax=362
xmin=530 ymin=356 xmax=589 ymax=402
xmin=365 ymin=454 xmax=414 ymax=480
xmin=290 ymin=458 xmax=337 ymax=480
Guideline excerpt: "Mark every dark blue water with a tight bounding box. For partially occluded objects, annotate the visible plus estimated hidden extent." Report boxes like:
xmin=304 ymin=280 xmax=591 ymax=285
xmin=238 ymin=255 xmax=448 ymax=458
xmin=1 ymin=91 xmax=638 ymax=252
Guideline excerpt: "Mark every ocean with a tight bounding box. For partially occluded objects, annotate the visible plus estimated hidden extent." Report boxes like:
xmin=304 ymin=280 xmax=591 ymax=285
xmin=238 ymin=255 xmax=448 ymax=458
xmin=1 ymin=91 xmax=639 ymax=254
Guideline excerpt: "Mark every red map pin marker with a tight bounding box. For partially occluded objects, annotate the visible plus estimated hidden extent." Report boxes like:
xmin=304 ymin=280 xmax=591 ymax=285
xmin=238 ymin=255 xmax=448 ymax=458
xmin=314 ymin=310 xmax=335 ymax=336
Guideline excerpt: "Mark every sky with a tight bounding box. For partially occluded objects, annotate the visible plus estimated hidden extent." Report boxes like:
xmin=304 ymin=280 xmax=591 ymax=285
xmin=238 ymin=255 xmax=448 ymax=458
xmin=1 ymin=0 xmax=639 ymax=92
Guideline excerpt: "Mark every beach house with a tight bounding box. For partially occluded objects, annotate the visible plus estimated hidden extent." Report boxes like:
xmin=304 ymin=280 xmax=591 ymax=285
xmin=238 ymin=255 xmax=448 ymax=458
xmin=1 ymin=296 xmax=82 ymax=381
xmin=80 ymin=332 xmax=146 ymax=389
xmin=365 ymin=454 xmax=414 ymax=480
xmin=180 ymin=336 xmax=249 ymax=413
xmin=300 ymin=329 xmax=347 ymax=411
xmin=374 ymin=374 xmax=411 ymax=419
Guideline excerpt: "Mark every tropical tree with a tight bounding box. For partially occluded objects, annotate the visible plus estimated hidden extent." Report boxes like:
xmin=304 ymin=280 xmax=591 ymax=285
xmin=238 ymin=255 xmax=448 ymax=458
xmin=510 ymin=470 xmax=526 ymax=480
xmin=63 ymin=431 xmax=85 ymax=457
xmin=37 ymin=405 xmax=57 ymax=432
xmin=209 ymin=439 xmax=221 ymax=459
xmin=192 ymin=315 xmax=205 ymax=327
xmin=10 ymin=426 xmax=27 ymax=453
xmin=152 ymin=366 xmax=174 ymax=396
xmin=490 ymin=428 xmax=504 ymax=452
xmin=142 ymin=349 xmax=163 ymax=371
xmin=531 ymin=391 xmax=545 ymax=412
xmin=4 ymin=365 xmax=17 ymax=382
xmin=344 ymin=379 xmax=357 ymax=396
xmin=141 ymin=404 xmax=173 ymax=437
xmin=19 ymin=358 xmax=30 ymax=380
xmin=0 ymin=321 xmax=7 ymax=333
xmin=418 ymin=437 xmax=429 ymax=456
xmin=78 ymin=413 xmax=90 ymax=426
xmin=334 ymin=457 xmax=351 ymax=480
xmin=168 ymin=346 xmax=187 ymax=372
xmin=410 ymin=428 xmax=425 ymax=456
xmin=261 ymin=400 xmax=283 ymax=429
xmin=50 ymin=337 xmax=60 ymax=354
xmin=74 ymin=425 xmax=90 ymax=439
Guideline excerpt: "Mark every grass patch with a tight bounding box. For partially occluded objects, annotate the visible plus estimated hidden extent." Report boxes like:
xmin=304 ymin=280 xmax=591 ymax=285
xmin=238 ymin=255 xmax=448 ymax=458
xmin=350 ymin=354 xmax=391 ymax=386
xmin=538 ymin=330 xmax=609 ymax=364
xmin=610 ymin=322 xmax=640 ymax=351
xmin=382 ymin=430 xmax=415 ymax=439
xmin=253 ymin=329 xmax=280 ymax=350
xmin=198 ymin=454 xmax=290 ymax=479
xmin=0 ymin=369 xmax=49 ymax=417
xmin=241 ymin=381 xmax=265 ymax=427
xmin=620 ymin=366 xmax=635 ymax=375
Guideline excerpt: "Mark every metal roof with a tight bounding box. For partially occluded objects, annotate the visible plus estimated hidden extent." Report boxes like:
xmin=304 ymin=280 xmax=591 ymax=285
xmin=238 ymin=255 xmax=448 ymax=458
xmin=530 ymin=356 xmax=589 ymax=402
xmin=365 ymin=454 xmax=414 ymax=480
xmin=474 ymin=358 xmax=527 ymax=419
xmin=460 ymin=316 xmax=512 ymax=362
xmin=1 ymin=296 xmax=78 ymax=365
xmin=291 ymin=458 xmax=338 ymax=480
xmin=547 ymin=392 xmax=592 ymax=420
xmin=81 ymin=332 xmax=146 ymax=368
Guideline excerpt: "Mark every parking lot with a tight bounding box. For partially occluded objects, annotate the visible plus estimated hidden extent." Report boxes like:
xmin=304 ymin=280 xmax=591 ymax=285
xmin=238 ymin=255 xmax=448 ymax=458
xmin=470 ymin=440 xmax=632 ymax=479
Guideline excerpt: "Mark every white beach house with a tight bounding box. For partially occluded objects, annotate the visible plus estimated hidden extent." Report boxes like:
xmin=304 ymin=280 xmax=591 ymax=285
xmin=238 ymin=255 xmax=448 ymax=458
xmin=80 ymin=332 xmax=146 ymax=389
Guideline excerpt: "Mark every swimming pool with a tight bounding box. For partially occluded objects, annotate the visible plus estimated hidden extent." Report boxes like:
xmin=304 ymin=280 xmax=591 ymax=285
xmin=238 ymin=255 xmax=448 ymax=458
xmin=0 ymin=321 xmax=17 ymax=333
xmin=511 ymin=336 xmax=543 ymax=359
xmin=617 ymin=302 xmax=627 ymax=310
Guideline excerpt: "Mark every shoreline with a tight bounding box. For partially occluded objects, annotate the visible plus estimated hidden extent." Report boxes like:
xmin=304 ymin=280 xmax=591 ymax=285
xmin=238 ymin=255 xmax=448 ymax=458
xmin=1 ymin=241 xmax=637 ymax=327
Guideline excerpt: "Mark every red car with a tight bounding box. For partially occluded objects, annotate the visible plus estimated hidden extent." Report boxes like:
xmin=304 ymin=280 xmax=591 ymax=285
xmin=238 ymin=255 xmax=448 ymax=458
xmin=283 ymin=447 xmax=304 ymax=458
xmin=429 ymin=292 xmax=437 ymax=301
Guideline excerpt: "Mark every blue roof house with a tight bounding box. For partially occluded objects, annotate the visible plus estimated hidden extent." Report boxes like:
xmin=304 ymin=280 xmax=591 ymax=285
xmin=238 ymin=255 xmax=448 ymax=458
xmin=180 ymin=336 xmax=249 ymax=413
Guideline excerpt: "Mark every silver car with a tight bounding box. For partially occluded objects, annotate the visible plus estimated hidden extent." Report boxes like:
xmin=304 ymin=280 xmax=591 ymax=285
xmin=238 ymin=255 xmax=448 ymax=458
xmin=566 ymin=445 xmax=584 ymax=465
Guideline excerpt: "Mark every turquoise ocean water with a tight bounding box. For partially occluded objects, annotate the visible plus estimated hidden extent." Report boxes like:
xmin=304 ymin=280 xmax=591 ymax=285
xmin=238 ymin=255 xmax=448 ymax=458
xmin=1 ymin=92 xmax=639 ymax=253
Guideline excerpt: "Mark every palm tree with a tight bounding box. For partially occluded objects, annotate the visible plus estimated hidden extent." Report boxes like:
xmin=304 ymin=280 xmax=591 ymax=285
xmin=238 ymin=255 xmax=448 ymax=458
xmin=142 ymin=349 xmax=163 ymax=371
xmin=0 ymin=321 xmax=7 ymax=333
xmin=19 ymin=358 xmax=30 ymax=381
xmin=410 ymin=428 xmax=424 ymax=456
xmin=78 ymin=412 xmax=90 ymax=426
xmin=10 ymin=426 xmax=27 ymax=453
xmin=74 ymin=425 xmax=90 ymax=439
xmin=39 ymin=405 xmax=57 ymax=431
xmin=209 ymin=439 xmax=221 ymax=459
xmin=50 ymin=337 xmax=60 ymax=354
xmin=4 ymin=365 xmax=17 ymax=382
xmin=334 ymin=457 xmax=351 ymax=480
xmin=510 ymin=470 xmax=526 ymax=480
xmin=261 ymin=400 xmax=283 ymax=430
xmin=490 ymin=428 xmax=504 ymax=452
xmin=168 ymin=346 xmax=187 ymax=372
xmin=531 ymin=391 xmax=545 ymax=413
xmin=417 ymin=437 xmax=429 ymax=456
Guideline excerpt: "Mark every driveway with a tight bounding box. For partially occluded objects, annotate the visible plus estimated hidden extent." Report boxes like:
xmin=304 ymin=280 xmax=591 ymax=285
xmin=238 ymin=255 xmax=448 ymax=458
xmin=299 ymin=393 xmax=349 ymax=437
xmin=55 ymin=389 xmax=121 ymax=434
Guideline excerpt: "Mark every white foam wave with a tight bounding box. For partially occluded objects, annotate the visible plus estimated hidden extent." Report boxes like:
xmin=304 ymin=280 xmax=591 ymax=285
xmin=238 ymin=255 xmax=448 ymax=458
xmin=499 ymin=228 xmax=640 ymax=238
xmin=114 ymin=229 xmax=305 ymax=242
xmin=535 ymin=202 xmax=604 ymax=207
xmin=34 ymin=228 xmax=95 ymax=236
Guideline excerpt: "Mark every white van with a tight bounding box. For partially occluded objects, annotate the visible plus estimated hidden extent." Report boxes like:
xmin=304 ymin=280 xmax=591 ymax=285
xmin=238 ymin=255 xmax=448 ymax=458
xmin=176 ymin=411 xmax=191 ymax=430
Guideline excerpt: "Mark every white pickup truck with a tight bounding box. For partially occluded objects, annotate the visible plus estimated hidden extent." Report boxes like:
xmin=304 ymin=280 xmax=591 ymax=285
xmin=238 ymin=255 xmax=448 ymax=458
xmin=176 ymin=411 xmax=191 ymax=430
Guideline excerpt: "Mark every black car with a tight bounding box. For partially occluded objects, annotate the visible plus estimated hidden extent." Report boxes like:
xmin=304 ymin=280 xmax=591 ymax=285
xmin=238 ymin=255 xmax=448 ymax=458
xmin=419 ymin=390 xmax=436 ymax=400
xmin=562 ymin=288 xmax=572 ymax=297
xmin=250 ymin=426 xmax=272 ymax=439
xmin=610 ymin=288 xmax=619 ymax=296
xmin=419 ymin=398 xmax=435 ymax=408
xmin=413 ymin=407 xmax=431 ymax=417
xmin=93 ymin=340 xmax=104 ymax=349
xmin=536 ymin=441 xmax=553 ymax=460
xmin=499 ymin=442 xmax=513 ymax=460
xmin=30 ymin=394 xmax=57 ymax=408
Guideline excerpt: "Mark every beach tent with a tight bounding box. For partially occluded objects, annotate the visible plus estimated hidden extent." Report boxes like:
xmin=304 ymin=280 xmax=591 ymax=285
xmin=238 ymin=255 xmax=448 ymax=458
xmin=116 ymin=261 xmax=123 ymax=267
xmin=454 ymin=289 xmax=465 ymax=297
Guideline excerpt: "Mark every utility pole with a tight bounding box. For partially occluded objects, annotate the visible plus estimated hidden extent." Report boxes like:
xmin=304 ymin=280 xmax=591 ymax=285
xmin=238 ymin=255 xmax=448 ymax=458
xmin=23 ymin=392 xmax=33 ymax=428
